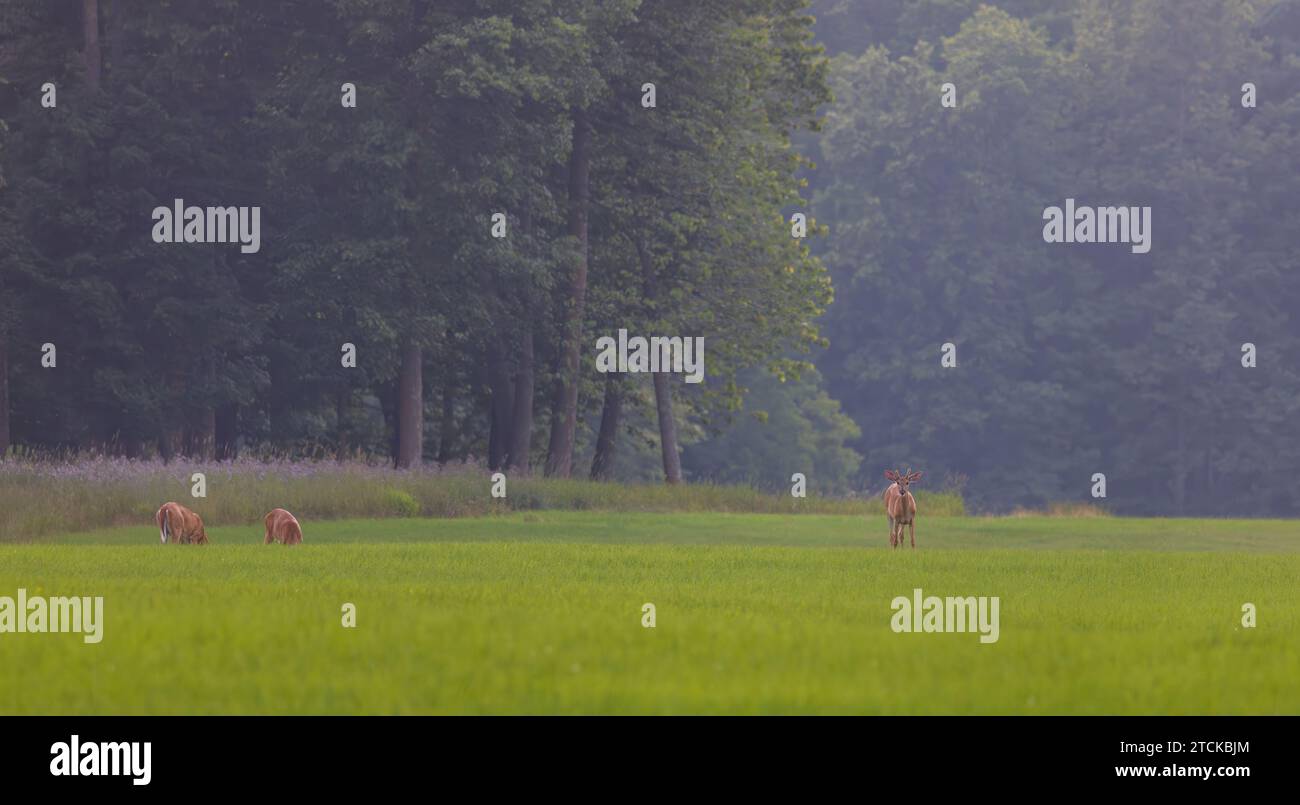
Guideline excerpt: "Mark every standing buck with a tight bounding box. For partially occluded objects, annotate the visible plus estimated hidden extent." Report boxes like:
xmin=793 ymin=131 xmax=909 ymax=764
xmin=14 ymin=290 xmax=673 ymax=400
xmin=882 ymin=469 xmax=922 ymax=548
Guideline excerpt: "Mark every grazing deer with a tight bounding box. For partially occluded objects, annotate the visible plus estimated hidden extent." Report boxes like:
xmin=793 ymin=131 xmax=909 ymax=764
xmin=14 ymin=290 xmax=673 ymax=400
xmin=156 ymin=501 xmax=208 ymax=545
xmin=264 ymin=508 xmax=303 ymax=545
xmin=882 ymin=469 xmax=922 ymax=549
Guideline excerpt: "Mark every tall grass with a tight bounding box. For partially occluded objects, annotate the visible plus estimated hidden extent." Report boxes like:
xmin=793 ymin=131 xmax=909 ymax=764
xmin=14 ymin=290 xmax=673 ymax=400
xmin=1007 ymin=502 xmax=1112 ymax=518
xmin=0 ymin=456 xmax=966 ymax=541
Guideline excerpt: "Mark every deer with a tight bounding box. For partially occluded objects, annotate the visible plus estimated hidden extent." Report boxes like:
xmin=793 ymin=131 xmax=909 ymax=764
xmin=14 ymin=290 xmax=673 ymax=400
xmin=156 ymin=501 xmax=208 ymax=545
xmin=263 ymin=508 xmax=304 ymax=545
xmin=882 ymin=469 xmax=922 ymax=549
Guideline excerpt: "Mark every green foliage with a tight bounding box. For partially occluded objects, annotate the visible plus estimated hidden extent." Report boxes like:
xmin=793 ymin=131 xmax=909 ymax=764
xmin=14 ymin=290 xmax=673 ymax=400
xmin=682 ymin=365 xmax=864 ymax=492
xmin=380 ymin=488 xmax=421 ymax=518
xmin=812 ymin=0 xmax=1300 ymax=514
xmin=1 ymin=0 xmax=838 ymax=489
xmin=5 ymin=1 xmax=1298 ymax=516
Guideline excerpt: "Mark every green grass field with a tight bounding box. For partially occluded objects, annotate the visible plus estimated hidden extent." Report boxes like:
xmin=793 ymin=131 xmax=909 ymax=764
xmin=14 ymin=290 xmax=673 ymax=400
xmin=1 ymin=512 xmax=1297 ymax=714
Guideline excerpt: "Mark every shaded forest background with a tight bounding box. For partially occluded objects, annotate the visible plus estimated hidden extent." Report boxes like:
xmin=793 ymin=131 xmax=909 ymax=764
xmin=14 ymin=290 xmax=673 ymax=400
xmin=2 ymin=0 xmax=1299 ymax=515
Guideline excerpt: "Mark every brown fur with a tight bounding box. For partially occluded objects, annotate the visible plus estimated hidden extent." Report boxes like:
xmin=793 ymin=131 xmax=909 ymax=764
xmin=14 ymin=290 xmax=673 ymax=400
xmin=264 ymin=508 xmax=303 ymax=545
xmin=156 ymin=501 xmax=208 ymax=545
xmin=882 ymin=470 xmax=922 ymax=549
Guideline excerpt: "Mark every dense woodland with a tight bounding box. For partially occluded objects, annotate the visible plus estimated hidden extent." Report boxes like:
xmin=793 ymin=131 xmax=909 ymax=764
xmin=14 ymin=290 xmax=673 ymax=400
xmin=2 ymin=0 xmax=1299 ymax=515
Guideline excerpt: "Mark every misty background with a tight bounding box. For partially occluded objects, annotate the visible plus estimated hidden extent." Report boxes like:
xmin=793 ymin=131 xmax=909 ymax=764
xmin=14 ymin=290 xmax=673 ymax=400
xmin=2 ymin=0 xmax=1298 ymax=515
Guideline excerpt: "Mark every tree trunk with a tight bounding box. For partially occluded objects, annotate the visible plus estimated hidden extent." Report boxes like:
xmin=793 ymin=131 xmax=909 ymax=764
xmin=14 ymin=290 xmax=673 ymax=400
xmin=83 ymin=0 xmax=101 ymax=90
xmin=334 ymin=388 xmax=349 ymax=460
xmin=215 ymin=404 xmax=238 ymax=461
xmin=378 ymin=382 xmax=398 ymax=462
xmin=487 ymin=340 xmax=514 ymax=471
xmin=543 ymin=108 xmax=591 ymax=478
xmin=0 ymin=335 xmax=9 ymax=458
xmin=1172 ymin=406 xmax=1186 ymax=516
xmin=395 ymin=341 xmax=423 ymax=468
xmin=1204 ymin=448 xmax=1214 ymax=517
xmin=107 ymin=0 xmax=121 ymax=77
xmin=590 ymin=377 xmax=622 ymax=480
xmin=436 ymin=379 xmax=455 ymax=464
xmin=123 ymin=436 xmax=145 ymax=459
xmin=653 ymin=371 xmax=682 ymax=484
xmin=183 ymin=359 xmax=217 ymax=459
xmin=159 ymin=367 xmax=184 ymax=463
xmin=188 ymin=408 xmax=216 ymax=460
xmin=159 ymin=428 xmax=182 ymax=463
xmin=506 ymin=322 xmax=535 ymax=475
xmin=635 ymin=236 xmax=682 ymax=485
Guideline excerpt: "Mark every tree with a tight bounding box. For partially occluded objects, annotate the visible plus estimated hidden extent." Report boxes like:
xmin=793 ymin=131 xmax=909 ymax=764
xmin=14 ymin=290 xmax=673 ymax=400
xmin=813 ymin=0 xmax=1300 ymax=513
xmin=683 ymin=366 xmax=863 ymax=491
xmin=816 ymin=9 xmax=1091 ymax=509
xmin=579 ymin=0 xmax=833 ymax=483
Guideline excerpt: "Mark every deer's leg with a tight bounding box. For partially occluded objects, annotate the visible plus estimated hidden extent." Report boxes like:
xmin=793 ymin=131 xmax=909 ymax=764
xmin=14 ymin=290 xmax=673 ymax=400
xmin=888 ymin=516 xmax=894 ymax=547
xmin=910 ymin=521 xmax=915 ymax=549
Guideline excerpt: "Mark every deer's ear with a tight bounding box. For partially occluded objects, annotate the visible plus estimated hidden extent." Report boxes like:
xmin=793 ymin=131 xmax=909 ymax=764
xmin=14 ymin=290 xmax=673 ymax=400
xmin=884 ymin=470 xmax=897 ymax=481
xmin=909 ymin=472 xmax=923 ymax=482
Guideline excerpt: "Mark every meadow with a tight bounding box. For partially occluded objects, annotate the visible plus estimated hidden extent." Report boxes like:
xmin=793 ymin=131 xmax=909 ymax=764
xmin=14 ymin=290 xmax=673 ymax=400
xmin=1 ymin=511 xmax=1297 ymax=715
xmin=0 ymin=456 xmax=965 ymax=541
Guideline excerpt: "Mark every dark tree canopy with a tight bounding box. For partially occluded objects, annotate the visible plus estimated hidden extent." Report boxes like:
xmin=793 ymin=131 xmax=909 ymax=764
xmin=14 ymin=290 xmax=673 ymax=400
xmin=2 ymin=0 xmax=1298 ymax=515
